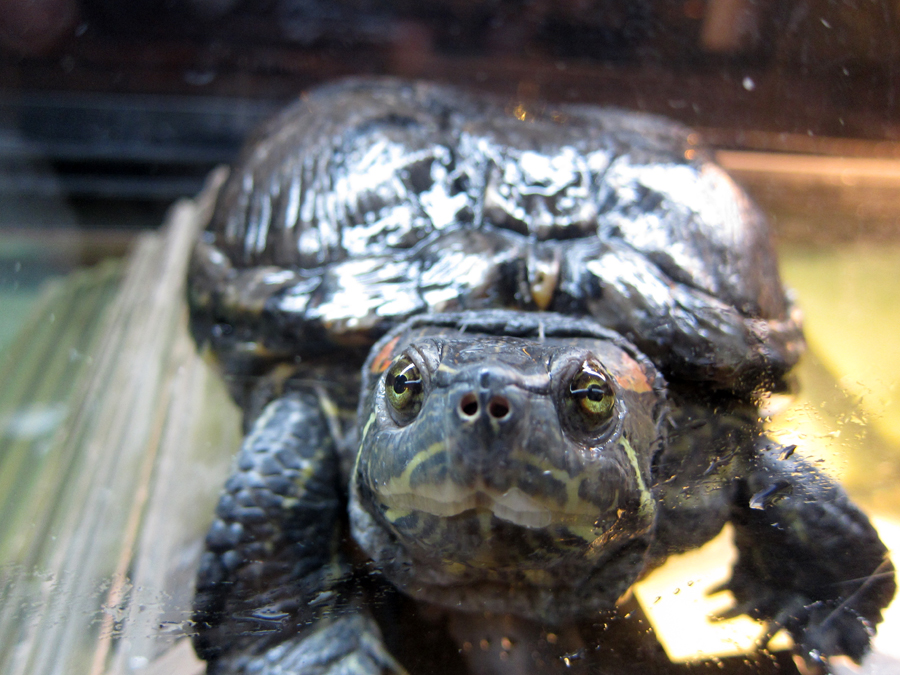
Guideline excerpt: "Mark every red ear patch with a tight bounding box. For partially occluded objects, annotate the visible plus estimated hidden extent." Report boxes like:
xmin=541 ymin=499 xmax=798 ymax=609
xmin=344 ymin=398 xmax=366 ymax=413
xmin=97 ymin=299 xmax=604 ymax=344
xmin=610 ymin=354 xmax=653 ymax=393
xmin=370 ymin=335 xmax=401 ymax=374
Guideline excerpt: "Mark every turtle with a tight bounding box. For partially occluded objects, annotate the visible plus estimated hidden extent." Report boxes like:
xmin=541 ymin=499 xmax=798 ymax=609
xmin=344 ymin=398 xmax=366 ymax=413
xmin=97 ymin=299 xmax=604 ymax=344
xmin=187 ymin=78 xmax=895 ymax=675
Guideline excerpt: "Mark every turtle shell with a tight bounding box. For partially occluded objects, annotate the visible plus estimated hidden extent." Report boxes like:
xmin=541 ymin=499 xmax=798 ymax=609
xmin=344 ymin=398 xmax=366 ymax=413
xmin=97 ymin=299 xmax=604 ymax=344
xmin=188 ymin=77 xmax=803 ymax=395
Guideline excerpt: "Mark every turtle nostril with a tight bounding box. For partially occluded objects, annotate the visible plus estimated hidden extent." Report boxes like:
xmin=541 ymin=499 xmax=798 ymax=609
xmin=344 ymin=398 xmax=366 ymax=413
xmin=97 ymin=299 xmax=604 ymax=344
xmin=488 ymin=396 xmax=510 ymax=419
xmin=460 ymin=393 xmax=479 ymax=418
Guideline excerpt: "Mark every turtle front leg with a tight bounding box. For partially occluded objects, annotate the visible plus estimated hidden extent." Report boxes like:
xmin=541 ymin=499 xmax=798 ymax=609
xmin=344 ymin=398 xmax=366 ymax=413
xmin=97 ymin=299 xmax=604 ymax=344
xmin=192 ymin=392 xmax=406 ymax=675
xmin=727 ymin=446 xmax=895 ymax=670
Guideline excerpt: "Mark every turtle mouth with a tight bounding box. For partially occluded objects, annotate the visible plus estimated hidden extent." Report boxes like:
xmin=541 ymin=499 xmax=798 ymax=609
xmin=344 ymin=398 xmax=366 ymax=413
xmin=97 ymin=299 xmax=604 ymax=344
xmin=375 ymin=483 xmax=602 ymax=530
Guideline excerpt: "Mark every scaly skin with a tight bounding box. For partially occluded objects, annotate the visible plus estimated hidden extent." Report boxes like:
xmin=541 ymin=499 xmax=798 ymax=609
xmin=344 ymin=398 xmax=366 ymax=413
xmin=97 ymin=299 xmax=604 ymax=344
xmin=652 ymin=400 xmax=895 ymax=668
xmin=193 ymin=391 xmax=404 ymax=675
xmin=729 ymin=448 xmax=894 ymax=666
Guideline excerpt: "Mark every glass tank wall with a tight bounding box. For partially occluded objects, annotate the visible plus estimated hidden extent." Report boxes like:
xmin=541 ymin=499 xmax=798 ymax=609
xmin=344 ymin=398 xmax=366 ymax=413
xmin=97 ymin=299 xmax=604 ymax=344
xmin=1 ymin=2 xmax=899 ymax=674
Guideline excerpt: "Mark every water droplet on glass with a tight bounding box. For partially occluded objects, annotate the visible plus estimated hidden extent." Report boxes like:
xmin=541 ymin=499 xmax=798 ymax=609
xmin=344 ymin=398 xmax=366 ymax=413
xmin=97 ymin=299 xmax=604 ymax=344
xmin=750 ymin=480 xmax=793 ymax=510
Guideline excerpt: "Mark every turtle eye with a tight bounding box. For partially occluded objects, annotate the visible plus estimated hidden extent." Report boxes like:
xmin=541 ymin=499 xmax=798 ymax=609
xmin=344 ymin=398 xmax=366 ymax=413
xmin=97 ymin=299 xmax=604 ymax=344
xmin=385 ymin=356 xmax=424 ymax=415
xmin=569 ymin=361 xmax=615 ymax=426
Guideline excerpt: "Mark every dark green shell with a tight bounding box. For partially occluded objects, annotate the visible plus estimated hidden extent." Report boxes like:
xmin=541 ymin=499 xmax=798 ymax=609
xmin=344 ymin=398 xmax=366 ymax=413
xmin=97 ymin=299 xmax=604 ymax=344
xmin=188 ymin=77 xmax=803 ymax=396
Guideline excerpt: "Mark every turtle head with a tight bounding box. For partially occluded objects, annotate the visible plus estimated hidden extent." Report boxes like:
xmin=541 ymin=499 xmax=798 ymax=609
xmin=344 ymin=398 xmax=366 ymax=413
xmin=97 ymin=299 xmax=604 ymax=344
xmin=350 ymin=312 xmax=667 ymax=620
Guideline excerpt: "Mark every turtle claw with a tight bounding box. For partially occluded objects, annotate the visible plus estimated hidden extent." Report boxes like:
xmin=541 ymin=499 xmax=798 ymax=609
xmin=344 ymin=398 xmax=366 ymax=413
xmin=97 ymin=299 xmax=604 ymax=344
xmin=792 ymin=602 xmax=874 ymax=667
xmin=791 ymin=651 xmax=829 ymax=675
xmin=705 ymin=580 xmax=730 ymax=597
xmin=706 ymin=576 xmax=765 ymax=622
xmin=741 ymin=595 xmax=873 ymax=673
xmin=756 ymin=620 xmax=783 ymax=650
xmin=711 ymin=570 xmax=875 ymax=671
